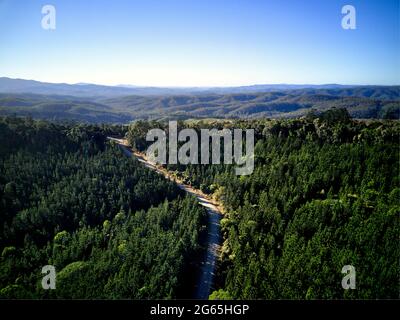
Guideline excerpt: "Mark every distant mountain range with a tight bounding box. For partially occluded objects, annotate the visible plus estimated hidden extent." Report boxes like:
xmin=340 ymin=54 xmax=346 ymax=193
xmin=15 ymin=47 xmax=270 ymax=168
xmin=0 ymin=77 xmax=398 ymax=122
xmin=1 ymin=77 xmax=399 ymax=98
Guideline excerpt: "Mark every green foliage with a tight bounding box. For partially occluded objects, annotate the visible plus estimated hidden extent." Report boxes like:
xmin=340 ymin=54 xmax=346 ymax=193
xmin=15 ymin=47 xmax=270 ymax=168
xmin=54 ymin=231 xmax=69 ymax=245
xmin=1 ymin=87 xmax=398 ymax=123
xmin=209 ymin=289 xmax=232 ymax=300
xmin=0 ymin=113 xmax=398 ymax=299
xmin=0 ymin=116 xmax=207 ymax=299
xmin=1 ymin=246 xmax=16 ymax=258
xmin=0 ymin=284 xmax=34 ymax=299
xmin=166 ymin=113 xmax=400 ymax=299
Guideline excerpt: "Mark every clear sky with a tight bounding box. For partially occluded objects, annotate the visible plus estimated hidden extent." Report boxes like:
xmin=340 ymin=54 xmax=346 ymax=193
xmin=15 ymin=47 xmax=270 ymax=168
xmin=0 ymin=0 xmax=398 ymax=86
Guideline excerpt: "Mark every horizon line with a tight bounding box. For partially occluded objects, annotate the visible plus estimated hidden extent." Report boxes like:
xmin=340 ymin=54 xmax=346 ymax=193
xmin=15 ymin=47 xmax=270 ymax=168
xmin=1 ymin=76 xmax=399 ymax=88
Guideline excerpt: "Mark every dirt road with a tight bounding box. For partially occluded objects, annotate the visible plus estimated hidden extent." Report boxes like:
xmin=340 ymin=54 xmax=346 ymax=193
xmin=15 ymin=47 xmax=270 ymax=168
xmin=108 ymin=137 xmax=222 ymax=299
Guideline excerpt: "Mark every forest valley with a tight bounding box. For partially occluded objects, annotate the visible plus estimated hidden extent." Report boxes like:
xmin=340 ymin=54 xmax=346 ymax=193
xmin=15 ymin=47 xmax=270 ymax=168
xmin=0 ymin=107 xmax=399 ymax=299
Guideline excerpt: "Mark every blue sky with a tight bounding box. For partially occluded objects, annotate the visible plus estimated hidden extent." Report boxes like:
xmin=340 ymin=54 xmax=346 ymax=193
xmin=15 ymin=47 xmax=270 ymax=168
xmin=0 ymin=0 xmax=398 ymax=86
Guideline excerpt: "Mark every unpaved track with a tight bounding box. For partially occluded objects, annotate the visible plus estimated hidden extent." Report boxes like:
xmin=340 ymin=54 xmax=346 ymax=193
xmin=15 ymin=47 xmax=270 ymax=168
xmin=108 ymin=137 xmax=222 ymax=299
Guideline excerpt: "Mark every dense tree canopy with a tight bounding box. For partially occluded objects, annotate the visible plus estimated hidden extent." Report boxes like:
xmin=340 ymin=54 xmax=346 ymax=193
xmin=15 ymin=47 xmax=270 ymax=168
xmin=127 ymin=109 xmax=399 ymax=299
xmin=0 ymin=109 xmax=398 ymax=299
xmin=0 ymin=116 xmax=207 ymax=298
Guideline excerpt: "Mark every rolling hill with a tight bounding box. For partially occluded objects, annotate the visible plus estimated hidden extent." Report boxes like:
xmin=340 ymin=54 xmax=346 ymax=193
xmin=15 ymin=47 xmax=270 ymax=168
xmin=0 ymin=78 xmax=398 ymax=122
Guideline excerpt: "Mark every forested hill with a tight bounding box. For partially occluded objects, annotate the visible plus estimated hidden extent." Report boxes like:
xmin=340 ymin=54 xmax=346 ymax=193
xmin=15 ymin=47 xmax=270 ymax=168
xmin=1 ymin=77 xmax=398 ymax=99
xmin=127 ymin=108 xmax=400 ymax=299
xmin=0 ymin=116 xmax=207 ymax=298
xmin=103 ymin=90 xmax=399 ymax=120
xmin=0 ymin=85 xmax=398 ymax=123
xmin=0 ymin=109 xmax=399 ymax=299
